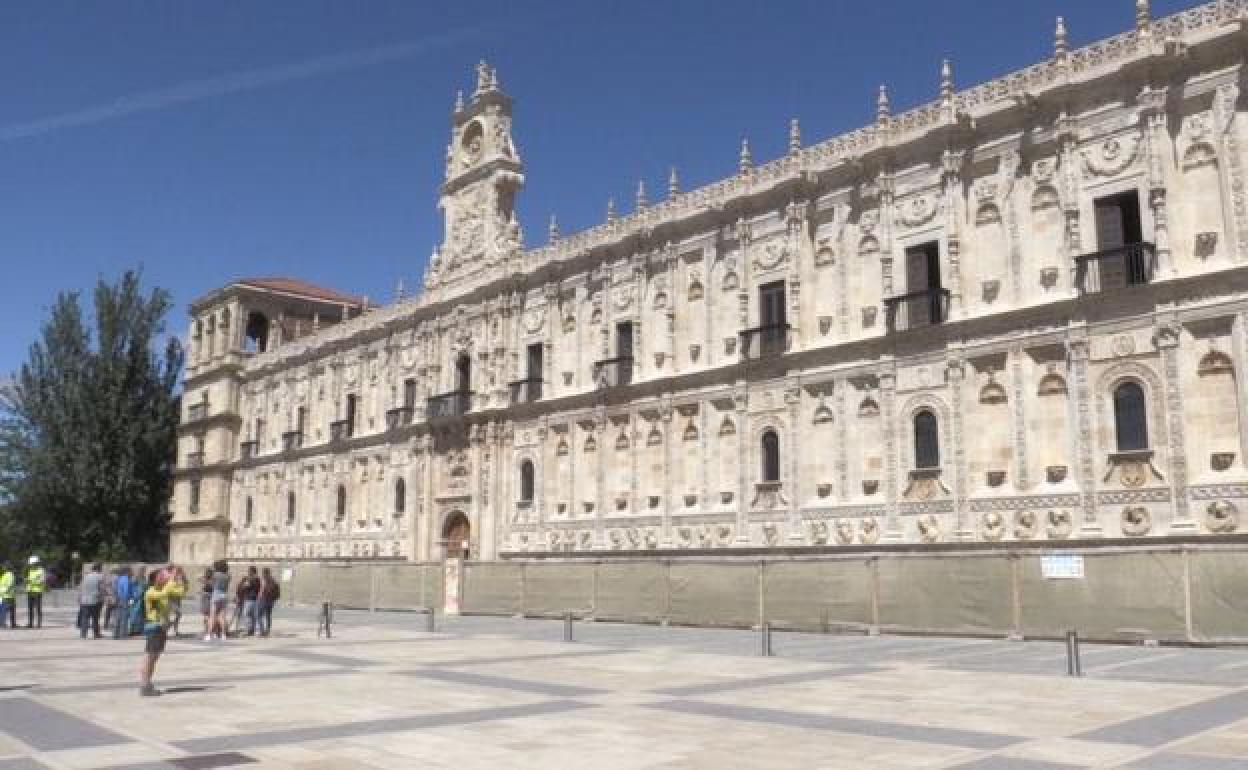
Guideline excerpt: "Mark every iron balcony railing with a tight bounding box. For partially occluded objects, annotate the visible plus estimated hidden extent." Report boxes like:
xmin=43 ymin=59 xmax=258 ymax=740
xmin=884 ymin=287 xmax=952 ymax=332
xmin=426 ymin=391 xmax=473 ymax=419
xmin=187 ymin=402 xmax=209 ymax=421
xmin=385 ymin=406 xmax=414 ymax=431
xmin=282 ymin=431 xmax=303 ymax=452
xmin=1074 ymin=242 xmax=1156 ymax=294
xmin=739 ymin=323 xmax=791 ymax=359
xmin=239 ymin=441 xmax=257 ymax=461
xmin=509 ymin=377 xmax=544 ymax=404
xmin=592 ymin=356 xmax=634 ymax=388
xmin=329 ymin=419 xmax=351 ymax=443
xmin=185 ymin=451 xmax=204 ymax=468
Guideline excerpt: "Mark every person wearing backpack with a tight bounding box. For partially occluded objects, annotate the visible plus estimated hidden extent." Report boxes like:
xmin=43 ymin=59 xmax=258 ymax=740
xmin=257 ymin=567 xmax=280 ymax=637
xmin=128 ymin=569 xmax=148 ymax=637
xmin=112 ymin=567 xmax=132 ymax=639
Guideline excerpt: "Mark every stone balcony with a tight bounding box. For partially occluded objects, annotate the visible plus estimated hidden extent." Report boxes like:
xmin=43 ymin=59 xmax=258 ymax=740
xmin=385 ymin=406 xmax=415 ymax=431
xmin=884 ymin=288 xmax=951 ymax=333
xmin=282 ymin=431 xmax=304 ymax=452
xmin=509 ymin=378 xmax=544 ymax=404
xmin=593 ymin=356 xmax=633 ymax=388
xmin=1075 ymin=242 xmax=1156 ymax=294
xmin=738 ymin=323 xmax=791 ymax=360
xmin=426 ymin=391 xmax=473 ymax=420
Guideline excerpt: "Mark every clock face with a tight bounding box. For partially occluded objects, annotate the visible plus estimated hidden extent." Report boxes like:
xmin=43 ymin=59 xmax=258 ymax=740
xmin=461 ymin=121 xmax=484 ymax=167
xmin=463 ymin=136 xmax=482 ymax=166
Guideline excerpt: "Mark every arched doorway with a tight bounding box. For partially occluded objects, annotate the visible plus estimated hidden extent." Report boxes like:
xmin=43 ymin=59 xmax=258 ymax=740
xmin=442 ymin=512 xmax=471 ymax=559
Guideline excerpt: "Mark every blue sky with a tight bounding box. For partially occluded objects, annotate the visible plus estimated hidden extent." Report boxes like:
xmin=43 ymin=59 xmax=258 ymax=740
xmin=0 ymin=0 xmax=1195 ymax=375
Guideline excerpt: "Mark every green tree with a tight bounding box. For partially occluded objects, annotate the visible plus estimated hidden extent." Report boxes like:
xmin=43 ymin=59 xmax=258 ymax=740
xmin=0 ymin=271 xmax=184 ymax=566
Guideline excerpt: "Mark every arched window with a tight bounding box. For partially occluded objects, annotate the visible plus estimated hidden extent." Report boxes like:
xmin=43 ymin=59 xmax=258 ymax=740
xmin=519 ymin=460 xmax=535 ymax=503
xmin=336 ymin=485 xmax=347 ymax=521
xmin=761 ymin=430 xmax=781 ymax=482
xmin=286 ymin=491 xmax=296 ymax=526
xmin=394 ymin=478 xmax=406 ymax=515
xmin=244 ymin=496 xmax=253 ymax=528
xmin=1113 ymin=381 xmax=1148 ymax=451
xmin=244 ymin=311 xmax=269 ymax=353
xmin=914 ymin=410 xmax=940 ymax=469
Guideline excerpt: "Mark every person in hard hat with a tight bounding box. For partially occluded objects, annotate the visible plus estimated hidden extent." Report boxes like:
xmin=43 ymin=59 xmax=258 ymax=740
xmin=0 ymin=564 xmax=16 ymax=629
xmin=24 ymin=556 xmax=45 ymax=629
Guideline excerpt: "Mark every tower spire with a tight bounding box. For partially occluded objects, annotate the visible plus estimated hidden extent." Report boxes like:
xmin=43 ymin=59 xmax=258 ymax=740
xmin=668 ymin=167 xmax=680 ymax=197
xmin=606 ymin=197 xmax=617 ymax=223
xmin=788 ymin=118 xmax=801 ymax=155
xmin=877 ymin=84 xmax=891 ymax=125
xmin=475 ymin=59 xmax=490 ymax=96
xmin=940 ymin=59 xmax=954 ymax=105
xmin=636 ymin=179 xmax=648 ymax=210
xmin=1054 ymin=16 xmax=1068 ymax=59
xmin=739 ymin=137 xmax=753 ymax=174
xmin=548 ymin=214 xmax=560 ymax=242
xmin=1136 ymin=0 xmax=1151 ymax=32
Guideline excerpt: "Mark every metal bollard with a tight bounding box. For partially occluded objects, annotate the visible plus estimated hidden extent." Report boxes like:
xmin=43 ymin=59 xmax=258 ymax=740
xmin=319 ymin=601 xmax=333 ymax=639
xmin=1065 ymin=630 xmax=1082 ymax=677
xmin=760 ymin=622 xmax=772 ymax=657
xmin=563 ymin=612 xmax=574 ymax=643
xmin=424 ymin=608 xmax=436 ymax=633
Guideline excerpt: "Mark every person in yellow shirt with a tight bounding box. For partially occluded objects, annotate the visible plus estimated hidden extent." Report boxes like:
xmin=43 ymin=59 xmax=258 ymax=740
xmin=139 ymin=566 xmax=187 ymax=697
xmin=0 ymin=565 xmax=16 ymax=629
xmin=24 ymin=556 xmax=45 ymax=629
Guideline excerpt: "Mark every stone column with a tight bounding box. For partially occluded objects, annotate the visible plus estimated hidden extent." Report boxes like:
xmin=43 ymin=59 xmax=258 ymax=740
xmin=1058 ymin=111 xmax=1083 ymax=296
xmin=734 ymin=386 xmax=751 ymax=545
xmin=879 ymin=174 xmax=896 ymax=299
xmin=942 ymin=150 xmax=966 ymax=318
xmin=1157 ymin=322 xmax=1195 ymax=531
xmin=1140 ymin=85 xmax=1173 ymax=277
xmin=1213 ymin=82 xmax=1247 ymax=262
xmin=785 ymin=384 xmax=803 ymax=542
xmin=881 ymin=366 xmax=902 ymax=540
xmin=660 ymin=400 xmax=674 ymax=544
xmin=1068 ymin=335 xmax=1101 ymax=536
xmin=835 ymin=380 xmax=849 ymax=503
xmin=948 ymin=356 xmax=970 ymax=539
xmin=1010 ymin=344 xmax=1029 ymax=491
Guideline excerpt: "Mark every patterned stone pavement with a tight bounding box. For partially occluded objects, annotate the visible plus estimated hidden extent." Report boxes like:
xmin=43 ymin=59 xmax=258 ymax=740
xmin=2 ymin=601 xmax=1248 ymax=769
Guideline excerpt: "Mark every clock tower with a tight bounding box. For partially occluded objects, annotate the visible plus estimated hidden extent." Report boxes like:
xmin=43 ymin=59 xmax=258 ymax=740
xmin=425 ymin=61 xmax=525 ymax=298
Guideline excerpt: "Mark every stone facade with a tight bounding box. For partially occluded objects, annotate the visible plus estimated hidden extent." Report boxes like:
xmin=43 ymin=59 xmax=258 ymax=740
xmin=171 ymin=1 xmax=1248 ymax=565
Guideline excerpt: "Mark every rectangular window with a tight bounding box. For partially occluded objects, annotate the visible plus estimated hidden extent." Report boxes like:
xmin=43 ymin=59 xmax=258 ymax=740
xmin=616 ymin=322 xmax=633 ymax=359
xmin=1093 ymin=190 xmax=1148 ymax=288
xmin=345 ymin=394 xmax=357 ymax=438
xmin=295 ymin=406 xmax=306 ymax=435
xmin=255 ymin=418 xmax=266 ymax=447
xmin=905 ymin=242 xmax=941 ymax=293
xmin=403 ymin=379 xmax=417 ymax=409
xmin=1095 ymin=190 xmax=1143 ymax=251
xmin=526 ymin=343 xmax=543 ymax=400
xmin=527 ymin=343 xmax=544 ymax=380
xmin=759 ymin=281 xmax=787 ymax=328
xmin=189 ymin=479 xmax=201 ymax=513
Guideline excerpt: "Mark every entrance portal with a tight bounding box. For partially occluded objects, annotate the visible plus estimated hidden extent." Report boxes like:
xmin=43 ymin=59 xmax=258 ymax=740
xmin=442 ymin=512 xmax=471 ymax=559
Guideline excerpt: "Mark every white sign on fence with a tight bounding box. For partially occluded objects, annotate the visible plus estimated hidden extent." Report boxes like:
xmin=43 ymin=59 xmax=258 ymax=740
xmin=1041 ymin=552 xmax=1085 ymax=580
xmin=280 ymin=567 xmax=294 ymax=583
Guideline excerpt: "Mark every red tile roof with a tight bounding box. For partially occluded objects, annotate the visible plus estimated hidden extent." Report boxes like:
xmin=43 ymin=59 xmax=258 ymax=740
xmin=235 ymin=277 xmax=368 ymax=307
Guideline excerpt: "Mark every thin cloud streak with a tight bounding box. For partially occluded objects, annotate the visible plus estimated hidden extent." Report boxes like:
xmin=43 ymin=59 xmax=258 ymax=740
xmin=0 ymin=28 xmax=484 ymax=142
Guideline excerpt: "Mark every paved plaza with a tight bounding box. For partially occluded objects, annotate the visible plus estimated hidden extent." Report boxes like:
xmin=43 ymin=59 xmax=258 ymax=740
xmin=2 ymin=600 xmax=1248 ymax=768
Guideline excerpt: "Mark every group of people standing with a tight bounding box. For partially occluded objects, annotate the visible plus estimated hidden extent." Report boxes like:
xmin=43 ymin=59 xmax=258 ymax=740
xmin=201 ymin=561 xmax=281 ymax=640
xmin=0 ymin=556 xmax=46 ymax=628
xmin=74 ymin=564 xmax=169 ymax=640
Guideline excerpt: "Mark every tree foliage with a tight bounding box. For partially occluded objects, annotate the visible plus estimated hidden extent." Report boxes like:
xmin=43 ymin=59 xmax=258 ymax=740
xmin=0 ymin=271 xmax=184 ymax=565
